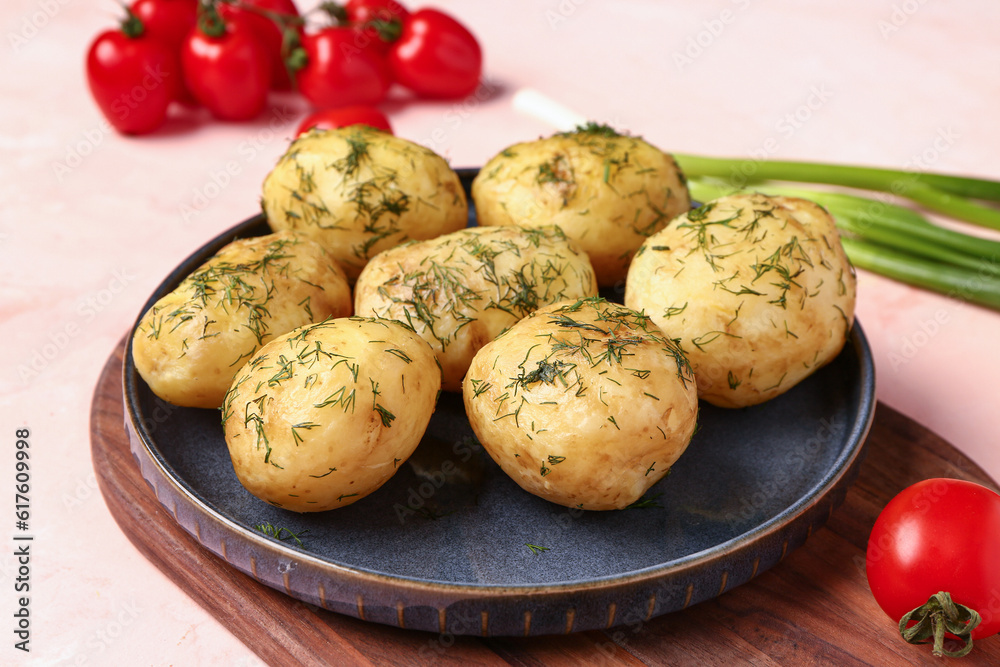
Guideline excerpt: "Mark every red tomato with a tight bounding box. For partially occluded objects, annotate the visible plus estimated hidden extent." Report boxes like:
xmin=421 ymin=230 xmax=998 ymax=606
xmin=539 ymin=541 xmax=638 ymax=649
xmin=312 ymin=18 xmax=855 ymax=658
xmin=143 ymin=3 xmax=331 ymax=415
xmin=344 ymin=0 xmax=410 ymax=53
xmin=181 ymin=14 xmax=271 ymax=121
xmin=388 ymin=8 xmax=481 ymax=99
xmin=296 ymin=106 xmax=393 ymax=136
xmin=130 ymin=0 xmax=197 ymax=48
xmin=218 ymin=0 xmax=301 ymax=90
xmin=345 ymin=0 xmax=410 ymax=25
xmin=86 ymin=13 xmax=180 ymax=135
xmin=130 ymin=0 xmax=198 ymax=104
xmin=294 ymin=27 xmax=391 ymax=109
xmin=866 ymin=478 xmax=1000 ymax=649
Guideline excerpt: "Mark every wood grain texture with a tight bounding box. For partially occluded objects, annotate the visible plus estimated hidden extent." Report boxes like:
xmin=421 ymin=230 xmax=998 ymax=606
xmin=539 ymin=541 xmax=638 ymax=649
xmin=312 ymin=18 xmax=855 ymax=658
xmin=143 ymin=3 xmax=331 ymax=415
xmin=91 ymin=339 xmax=1000 ymax=666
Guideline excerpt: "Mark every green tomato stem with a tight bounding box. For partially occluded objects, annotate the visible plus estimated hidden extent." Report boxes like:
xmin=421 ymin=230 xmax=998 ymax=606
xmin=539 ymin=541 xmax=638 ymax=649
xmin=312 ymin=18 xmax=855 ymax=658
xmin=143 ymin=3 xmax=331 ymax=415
xmin=317 ymin=2 xmax=349 ymax=24
xmin=197 ymin=2 xmax=228 ymax=38
xmin=368 ymin=18 xmax=402 ymax=43
xmin=898 ymin=591 xmax=981 ymax=658
xmin=120 ymin=7 xmax=145 ymax=39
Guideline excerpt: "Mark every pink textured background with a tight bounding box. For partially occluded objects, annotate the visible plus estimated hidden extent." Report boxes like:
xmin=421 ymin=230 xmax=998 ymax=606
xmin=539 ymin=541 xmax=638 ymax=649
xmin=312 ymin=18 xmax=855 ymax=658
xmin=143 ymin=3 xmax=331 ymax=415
xmin=2 ymin=0 xmax=998 ymax=663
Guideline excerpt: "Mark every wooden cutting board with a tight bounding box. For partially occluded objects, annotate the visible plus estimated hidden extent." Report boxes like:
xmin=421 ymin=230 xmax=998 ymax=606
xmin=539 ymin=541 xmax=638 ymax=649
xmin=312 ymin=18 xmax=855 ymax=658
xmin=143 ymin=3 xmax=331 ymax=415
xmin=91 ymin=339 xmax=1000 ymax=666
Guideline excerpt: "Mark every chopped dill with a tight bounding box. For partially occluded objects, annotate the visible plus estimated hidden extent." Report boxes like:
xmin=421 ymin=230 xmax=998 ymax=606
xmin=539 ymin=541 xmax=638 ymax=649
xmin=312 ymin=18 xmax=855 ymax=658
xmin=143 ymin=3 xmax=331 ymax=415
xmin=255 ymin=522 xmax=309 ymax=547
xmin=625 ymin=493 xmax=663 ymax=510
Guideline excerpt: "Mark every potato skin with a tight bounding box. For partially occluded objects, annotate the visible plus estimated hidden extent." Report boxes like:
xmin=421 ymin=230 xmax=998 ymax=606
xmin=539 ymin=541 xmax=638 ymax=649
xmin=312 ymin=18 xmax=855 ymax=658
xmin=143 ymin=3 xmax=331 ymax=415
xmin=463 ymin=297 xmax=698 ymax=511
xmin=625 ymin=193 xmax=857 ymax=408
xmin=471 ymin=125 xmax=690 ymax=286
xmin=222 ymin=317 xmax=441 ymax=512
xmin=262 ymin=126 xmax=468 ymax=280
xmin=132 ymin=231 xmax=352 ymax=409
xmin=354 ymin=225 xmax=599 ymax=391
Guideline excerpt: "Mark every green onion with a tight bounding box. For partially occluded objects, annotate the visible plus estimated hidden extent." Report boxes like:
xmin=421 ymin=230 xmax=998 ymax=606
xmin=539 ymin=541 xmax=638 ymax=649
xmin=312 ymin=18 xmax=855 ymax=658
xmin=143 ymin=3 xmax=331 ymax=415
xmin=687 ymin=178 xmax=1000 ymax=273
xmin=840 ymin=237 xmax=1000 ymax=311
xmin=675 ymin=154 xmax=1000 ymax=231
xmin=685 ymin=176 xmax=1000 ymax=309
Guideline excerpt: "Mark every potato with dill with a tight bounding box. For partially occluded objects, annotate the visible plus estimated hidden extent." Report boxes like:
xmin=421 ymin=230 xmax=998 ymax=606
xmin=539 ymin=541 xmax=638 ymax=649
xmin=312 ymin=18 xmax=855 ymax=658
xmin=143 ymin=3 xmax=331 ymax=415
xmin=222 ymin=317 xmax=441 ymax=512
xmin=625 ymin=193 xmax=857 ymax=409
xmin=471 ymin=123 xmax=690 ymax=286
xmin=354 ymin=225 xmax=599 ymax=391
xmin=132 ymin=231 xmax=352 ymax=409
xmin=462 ymin=297 xmax=698 ymax=511
xmin=262 ymin=125 xmax=468 ymax=280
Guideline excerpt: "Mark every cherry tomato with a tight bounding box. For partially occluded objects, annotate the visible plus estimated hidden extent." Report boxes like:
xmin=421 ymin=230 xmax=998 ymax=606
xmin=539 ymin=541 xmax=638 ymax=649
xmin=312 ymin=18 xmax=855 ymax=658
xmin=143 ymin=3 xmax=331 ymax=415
xmin=218 ymin=0 xmax=301 ymax=90
xmin=130 ymin=0 xmax=198 ymax=104
xmin=867 ymin=478 xmax=1000 ymax=650
xmin=294 ymin=27 xmax=391 ymax=109
xmin=130 ymin=0 xmax=197 ymax=48
xmin=86 ymin=11 xmax=180 ymax=135
xmin=181 ymin=13 xmax=271 ymax=121
xmin=296 ymin=105 xmax=393 ymax=136
xmin=388 ymin=8 xmax=481 ymax=99
xmin=345 ymin=0 xmax=410 ymax=25
xmin=344 ymin=0 xmax=410 ymax=54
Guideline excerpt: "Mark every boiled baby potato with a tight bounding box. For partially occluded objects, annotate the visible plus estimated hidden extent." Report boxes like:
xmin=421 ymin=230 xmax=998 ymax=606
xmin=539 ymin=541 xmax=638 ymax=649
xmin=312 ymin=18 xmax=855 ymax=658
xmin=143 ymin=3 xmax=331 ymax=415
xmin=625 ymin=193 xmax=857 ymax=408
xmin=132 ymin=231 xmax=351 ymax=409
xmin=222 ymin=317 xmax=441 ymax=512
xmin=262 ymin=125 xmax=468 ymax=280
xmin=354 ymin=225 xmax=599 ymax=391
xmin=471 ymin=123 xmax=690 ymax=286
xmin=463 ymin=297 xmax=698 ymax=511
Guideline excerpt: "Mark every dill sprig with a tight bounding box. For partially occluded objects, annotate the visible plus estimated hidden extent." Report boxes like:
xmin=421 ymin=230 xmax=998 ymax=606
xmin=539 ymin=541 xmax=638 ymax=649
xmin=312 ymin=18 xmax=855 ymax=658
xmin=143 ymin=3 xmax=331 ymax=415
xmin=625 ymin=493 xmax=663 ymax=510
xmin=255 ymin=522 xmax=309 ymax=546
xmin=561 ymin=122 xmax=624 ymax=138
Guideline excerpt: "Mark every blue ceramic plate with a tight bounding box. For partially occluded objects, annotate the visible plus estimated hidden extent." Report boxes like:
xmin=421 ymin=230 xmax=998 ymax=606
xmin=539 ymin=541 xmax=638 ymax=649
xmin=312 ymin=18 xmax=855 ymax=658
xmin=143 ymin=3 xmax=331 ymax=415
xmin=123 ymin=169 xmax=876 ymax=636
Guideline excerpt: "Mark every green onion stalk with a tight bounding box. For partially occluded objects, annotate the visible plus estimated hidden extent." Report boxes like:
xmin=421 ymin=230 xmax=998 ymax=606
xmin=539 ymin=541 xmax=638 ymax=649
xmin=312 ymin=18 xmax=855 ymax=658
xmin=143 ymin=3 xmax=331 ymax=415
xmin=673 ymin=155 xmax=1000 ymax=311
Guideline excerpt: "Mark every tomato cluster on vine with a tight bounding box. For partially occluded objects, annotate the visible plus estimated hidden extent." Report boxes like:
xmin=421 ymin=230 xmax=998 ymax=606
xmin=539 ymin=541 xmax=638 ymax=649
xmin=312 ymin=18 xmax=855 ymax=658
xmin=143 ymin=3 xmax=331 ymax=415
xmin=86 ymin=0 xmax=483 ymax=135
